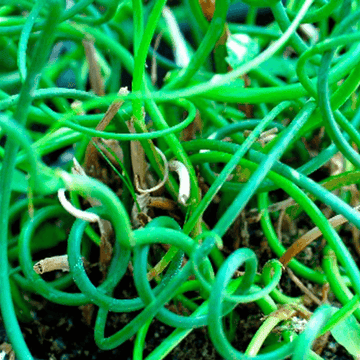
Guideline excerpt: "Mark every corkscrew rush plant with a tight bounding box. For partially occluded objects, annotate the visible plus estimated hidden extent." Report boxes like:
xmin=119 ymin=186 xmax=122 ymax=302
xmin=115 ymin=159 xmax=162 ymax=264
xmin=2 ymin=0 xmax=360 ymax=359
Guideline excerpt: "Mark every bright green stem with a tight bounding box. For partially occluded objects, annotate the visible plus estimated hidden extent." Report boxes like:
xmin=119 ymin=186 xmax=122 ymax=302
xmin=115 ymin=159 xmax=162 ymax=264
xmin=0 ymin=1 xmax=63 ymax=359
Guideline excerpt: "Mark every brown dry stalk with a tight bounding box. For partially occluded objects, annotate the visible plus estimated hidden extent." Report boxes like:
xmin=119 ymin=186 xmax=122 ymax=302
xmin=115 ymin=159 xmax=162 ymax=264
xmin=72 ymin=159 xmax=114 ymax=271
xmin=279 ymin=205 xmax=360 ymax=266
xmin=199 ymin=0 xmax=215 ymax=20
xmin=84 ymin=87 xmax=129 ymax=175
xmin=265 ymin=304 xmax=297 ymax=321
xmin=276 ymin=209 xmax=286 ymax=243
xmin=247 ymin=198 xmax=296 ymax=222
xmin=33 ymin=255 xmax=70 ymax=274
xmin=244 ymin=127 xmax=278 ymax=147
xmin=128 ymin=116 xmax=147 ymax=189
xmin=97 ymin=139 xmax=124 ymax=166
xmin=131 ymin=193 xmax=151 ymax=228
xmin=96 ymin=88 xmax=129 ymax=131
xmin=181 ymin=109 xmax=202 ymax=141
xmin=0 ymin=342 xmax=15 ymax=360
xmin=83 ymin=38 xmax=105 ymax=96
xmin=148 ymin=196 xmax=177 ymax=211
xmin=321 ymin=283 xmax=330 ymax=303
xmin=134 ymin=146 xmax=169 ymax=198
xmin=79 ymin=304 xmax=95 ymax=326
xmin=262 ymin=303 xmax=312 ymax=326
xmin=132 ymin=194 xmax=177 ymax=229
xmin=151 ymin=31 xmax=163 ymax=85
xmin=97 ymin=88 xmax=129 ymax=130
xmin=286 ymin=268 xmax=322 ymax=306
xmin=313 ymin=331 xmax=331 ymax=355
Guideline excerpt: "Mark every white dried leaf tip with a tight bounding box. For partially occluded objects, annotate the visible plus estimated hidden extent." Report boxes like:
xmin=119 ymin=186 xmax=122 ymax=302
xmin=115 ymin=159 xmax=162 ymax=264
xmin=136 ymin=147 xmax=169 ymax=194
xmin=58 ymin=188 xmax=100 ymax=223
xmin=169 ymin=160 xmax=190 ymax=206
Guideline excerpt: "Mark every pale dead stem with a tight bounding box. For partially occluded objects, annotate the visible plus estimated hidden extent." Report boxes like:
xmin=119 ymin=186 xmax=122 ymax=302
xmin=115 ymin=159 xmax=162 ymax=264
xmin=33 ymin=255 xmax=70 ymax=274
xmin=130 ymin=140 xmax=192 ymax=227
xmin=35 ymin=84 xmax=129 ymax=274
xmin=233 ymin=210 xmax=249 ymax=249
xmin=148 ymin=196 xmax=177 ymax=210
xmin=267 ymin=301 xmax=329 ymax=355
xmin=299 ymin=23 xmax=319 ymax=44
xmin=162 ymin=6 xmax=190 ymax=68
xmin=132 ymin=195 xmax=178 ymax=228
xmin=131 ymin=147 xmax=170 ymax=228
xmin=181 ymin=109 xmax=202 ymax=141
xmin=81 ymin=87 xmax=130 ymax=271
xmin=151 ymin=31 xmax=163 ymax=85
xmin=0 ymin=342 xmax=14 ymax=360
xmin=198 ymin=0 xmax=215 ymax=21
xmin=169 ymin=160 xmax=190 ymax=206
xmin=276 ymin=209 xmax=286 ymax=243
xmin=265 ymin=303 xmax=312 ymax=322
xmin=248 ymin=193 xmax=350 ymax=224
xmin=58 ymin=187 xmax=100 ymax=223
xmin=126 ymin=112 xmax=178 ymax=228
xmin=96 ymin=138 xmax=124 ymax=167
xmin=244 ymin=127 xmax=278 ymax=147
xmin=84 ymin=87 xmax=128 ymax=176
xmin=128 ymin=113 xmax=148 ymax=191
xmin=57 ymin=182 xmax=113 ymax=272
xmin=247 ymin=198 xmax=296 ymax=223
xmin=286 ymin=267 xmax=322 ymax=306
xmin=131 ymin=193 xmax=151 ymax=228
xmin=72 ymin=159 xmax=114 ymax=271
xmin=82 ymin=37 xmax=105 ymax=96
xmin=261 ymin=304 xmax=312 ymax=343
xmin=135 ymin=146 xmax=169 ymax=195
xmin=321 ymin=282 xmax=330 ymax=303
xmin=125 ymin=108 xmax=173 ymax=205
xmin=34 ymin=160 xmax=114 ymax=275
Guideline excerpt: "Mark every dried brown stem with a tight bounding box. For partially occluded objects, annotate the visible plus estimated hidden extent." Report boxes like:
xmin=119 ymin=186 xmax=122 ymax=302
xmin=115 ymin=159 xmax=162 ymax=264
xmin=151 ymin=31 xmax=163 ymax=85
xmin=148 ymin=196 xmax=177 ymax=211
xmin=286 ymin=267 xmax=322 ymax=306
xmin=128 ymin=115 xmax=147 ymax=189
xmin=279 ymin=205 xmax=360 ymax=266
xmin=33 ymin=255 xmax=70 ymax=274
xmin=83 ymin=38 xmax=105 ymax=96
xmin=84 ymin=87 xmax=129 ymax=176
xmin=247 ymin=198 xmax=296 ymax=222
